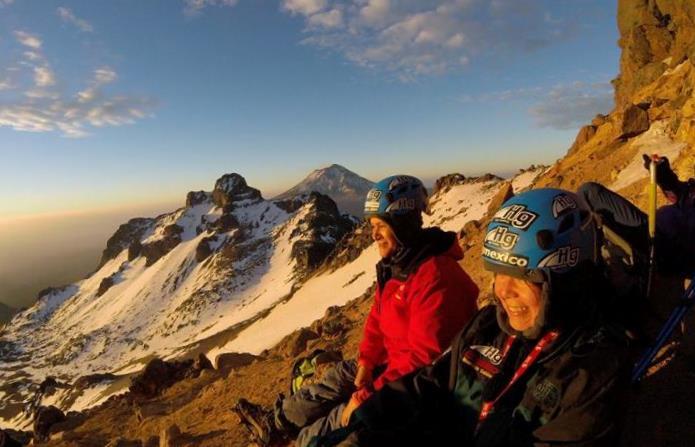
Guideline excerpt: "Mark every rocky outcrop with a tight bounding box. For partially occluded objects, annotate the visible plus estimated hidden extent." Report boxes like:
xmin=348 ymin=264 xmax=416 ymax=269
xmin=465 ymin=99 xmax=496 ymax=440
xmin=73 ymin=373 xmax=117 ymax=390
xmin=160 ymin=424 xmax=181 ymax=447
xmin=615 ymin=0 xmax=695 ymax=108
xmin=33 ymin=405 xmax=65 ymax=442
xmin=141 ymin=231 xmax=182 ymax=267
xmin=212 ymin=174 xmax=262 ymax=210
xmin=195 ymin=236 xmax=214 ymax=262
xmin=569 ymin=124 xmax=597 ymax=154
xmin=99 ymin=218 xmax=154 ymax=267
xmin=433 ymin=173 xmax=466 ymax=194
xmin=283 ymin=328 xmax=320 ymax=358
xmin=129 ymin=358 xmax=193 ymax=401
xmin=618 ymin=103 xmax=651 ymax=138
xmin=288 ymin=193 xmax=356 ymax=275
xmin=193 ymin=353 xmax=213 ymax=372
xmin=185 ymin=190 xmax=210 ymax=207
xmin=211 ymin=214 xmax=240 ymax=233
xmin=214 ymin=352 xmax=258 ymax=371
xmin=97 ymin=275 xmax=116 ymax=297
xmin=0 ymin=429 xmax=26 ymax=447
xmin=128 ymin=240 xmax=142 ymax=261
xmin=320 ymin=221 xmax=373 ymax=272
xmin=128 ymin=356 xmax=212 ymax=402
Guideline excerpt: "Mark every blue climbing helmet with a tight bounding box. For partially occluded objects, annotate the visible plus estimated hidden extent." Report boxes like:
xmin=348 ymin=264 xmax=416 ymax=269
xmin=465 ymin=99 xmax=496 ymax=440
xmin=363 ymin=175 xmax=428 ymax=219
xmin=482 ymin=188 xmax=598 ymax=282
xmin=364 ymin=175 xmax=428 ymax=247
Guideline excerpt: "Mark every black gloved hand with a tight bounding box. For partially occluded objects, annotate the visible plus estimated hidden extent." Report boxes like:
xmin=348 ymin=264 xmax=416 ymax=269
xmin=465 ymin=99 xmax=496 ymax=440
xmin=642 ymin=154 xmax=681 ymax=192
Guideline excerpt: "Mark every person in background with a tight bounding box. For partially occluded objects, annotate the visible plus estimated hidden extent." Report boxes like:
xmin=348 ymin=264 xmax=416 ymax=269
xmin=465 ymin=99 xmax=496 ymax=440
xmin=234 ymin=175 xmax=479 ymax=447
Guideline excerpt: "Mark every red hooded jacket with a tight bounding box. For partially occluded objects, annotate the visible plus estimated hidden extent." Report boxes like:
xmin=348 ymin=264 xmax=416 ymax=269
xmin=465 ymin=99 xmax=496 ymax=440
xmin=353 ymin=229 xmax=479 ymax=403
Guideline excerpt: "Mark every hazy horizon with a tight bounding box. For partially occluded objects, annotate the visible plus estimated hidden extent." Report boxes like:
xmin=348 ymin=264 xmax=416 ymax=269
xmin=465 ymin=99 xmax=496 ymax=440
xmin=0 ymin=201 xmax=179 ymax=309
xmin=0 ymin=163 xmax=523 ymax=310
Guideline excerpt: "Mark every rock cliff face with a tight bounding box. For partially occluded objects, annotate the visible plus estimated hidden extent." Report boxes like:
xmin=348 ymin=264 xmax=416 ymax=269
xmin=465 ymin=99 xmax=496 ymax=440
xmin=542 ymin=0 xmax=694 ymax=204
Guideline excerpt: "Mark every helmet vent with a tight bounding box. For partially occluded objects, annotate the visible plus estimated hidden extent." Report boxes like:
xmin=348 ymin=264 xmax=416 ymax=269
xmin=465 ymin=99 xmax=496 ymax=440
xmin=536 ymin=229 xmax=554 ymax=250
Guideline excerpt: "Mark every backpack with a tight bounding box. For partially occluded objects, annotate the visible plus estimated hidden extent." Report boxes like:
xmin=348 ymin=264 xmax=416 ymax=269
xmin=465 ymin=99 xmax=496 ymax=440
xmin=289 ymin=349 xmax=342 ymax=395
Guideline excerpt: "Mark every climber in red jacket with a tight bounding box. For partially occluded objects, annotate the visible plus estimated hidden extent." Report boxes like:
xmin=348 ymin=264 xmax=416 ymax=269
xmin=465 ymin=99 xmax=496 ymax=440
xmin=233 ymin=175 xmax=479 ymax=447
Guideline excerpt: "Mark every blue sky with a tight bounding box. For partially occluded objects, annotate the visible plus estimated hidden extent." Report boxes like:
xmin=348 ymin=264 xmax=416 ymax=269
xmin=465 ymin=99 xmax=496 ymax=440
xmin=0 ymin=0 xmax=619 ymax=220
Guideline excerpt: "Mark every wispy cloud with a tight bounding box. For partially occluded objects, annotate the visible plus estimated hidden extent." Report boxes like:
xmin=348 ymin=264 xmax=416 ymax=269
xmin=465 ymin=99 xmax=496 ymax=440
xmin=0 ymin=30 xmax=155 ymax=138
xmin=57 ymin=7 xmax=94 ymax=33
xmin=0 ymin=0 xmax=14 ymax=7
xmin=529 ymin=81 xmax=614 ymax=130
xmin=183 ymin=0 xmax=240 ymax=16
xmin=460 ymin=81 xmax=614 ymax=130
xmin=14 ymin=30 xmax=42 ymax=49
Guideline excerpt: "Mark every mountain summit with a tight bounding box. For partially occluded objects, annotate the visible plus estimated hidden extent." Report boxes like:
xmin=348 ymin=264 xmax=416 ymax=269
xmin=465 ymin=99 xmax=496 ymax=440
xmin=275 ymin=164 xmax=374 ymax=217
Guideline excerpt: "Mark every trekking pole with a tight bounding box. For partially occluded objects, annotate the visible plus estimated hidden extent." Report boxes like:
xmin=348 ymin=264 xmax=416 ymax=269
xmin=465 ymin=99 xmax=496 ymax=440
xmin=645 ymin=154 xmax=660 ymax=300
xmin=632 ymin=275 xmax=695 ymax=383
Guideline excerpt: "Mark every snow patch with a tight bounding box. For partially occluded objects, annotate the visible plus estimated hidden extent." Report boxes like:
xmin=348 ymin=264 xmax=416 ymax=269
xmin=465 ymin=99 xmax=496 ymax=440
xmin=611 ymin=121 xmax=686 ymax=191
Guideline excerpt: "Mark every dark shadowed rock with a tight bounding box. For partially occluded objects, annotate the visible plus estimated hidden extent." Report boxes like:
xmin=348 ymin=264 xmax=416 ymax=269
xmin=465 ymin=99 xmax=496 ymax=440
xmin=287 ymin=192 xmax=357 ymax=276
xmin=619 ymin=103 xmax=650 ymax=138
xmin=185 ymin=191 xmax=210 ymax=208
xmin=0 ymin=429 xmax=26 ymax=447
xmin=97 ymin=275 xmax=116 ymax=297
xmin=73 ymin=373 xmax=117 ymax=390
xmin=274 ymin=196 xmax=308 ymax=214
xmin=141 ymin=236 xmax=182 ymax=266
xmin=160 ymin=424 xmax=181 ymax=447
xmin=195 ymin=237 xmax=214 ymax=263
xmin=163 ymin=224 xmax=183 ymax=238
xmin=142 ymin=436 xmax=159 ymax=447
xmin=37 ymin=377 xmax=67 ymax=397
xmin=284 ymin=328 xmax=320 ymax=358
xmin=128 ymin=240 xmax=142 ymax=261
xmin=212 ymin=174 xmax=262 ymax=209
xmin=192 ymin=353 xmax=213 ymax=373
xmin=128 ymin=358 xmax=194 ymax=401
xmin=212 ymin=213 xmax=240 ymax=232
xmin=291 ymin=240 xmax=336 ymax=273
xmin=33 ymin=405 xmax=65 ymax=442
xmin=99 ymin=218 xmax=154 ymax=267
xmin=105 ymin=438 xmax=141 ymax=447
xmin=215 ymin=352 xmax=258 ymax=371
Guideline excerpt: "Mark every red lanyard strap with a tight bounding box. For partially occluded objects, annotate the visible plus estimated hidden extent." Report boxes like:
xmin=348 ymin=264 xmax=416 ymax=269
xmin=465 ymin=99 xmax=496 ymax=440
xmin=477 ymin=330 xmax=560 ymax=426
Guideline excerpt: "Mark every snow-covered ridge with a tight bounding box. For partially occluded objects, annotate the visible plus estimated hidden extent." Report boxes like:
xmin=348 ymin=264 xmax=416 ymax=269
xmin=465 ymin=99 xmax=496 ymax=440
xmin=0 ymin=173 xmax=354 ymax=430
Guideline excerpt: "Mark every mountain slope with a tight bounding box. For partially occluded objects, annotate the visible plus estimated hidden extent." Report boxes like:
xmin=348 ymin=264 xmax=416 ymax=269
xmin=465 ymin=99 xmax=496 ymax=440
xmin=0 ymin=173 xmax=355 ymax=430
xmin=274 ymin=164 xmax=374 ymax=216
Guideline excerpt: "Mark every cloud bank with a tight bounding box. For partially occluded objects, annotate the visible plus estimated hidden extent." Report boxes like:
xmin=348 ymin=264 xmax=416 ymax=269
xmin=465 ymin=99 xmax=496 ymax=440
xmin=186 ymin=0 xmax=578 ymax=80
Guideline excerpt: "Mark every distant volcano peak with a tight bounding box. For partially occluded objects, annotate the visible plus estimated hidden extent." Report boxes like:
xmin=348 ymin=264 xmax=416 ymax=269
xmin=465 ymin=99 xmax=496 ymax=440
xmin=275 ymin=164 xmax=374 ymax=216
